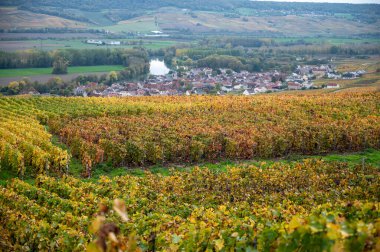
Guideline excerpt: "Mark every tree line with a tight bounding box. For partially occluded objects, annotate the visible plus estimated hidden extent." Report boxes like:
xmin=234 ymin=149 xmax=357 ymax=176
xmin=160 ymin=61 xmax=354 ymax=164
xmin=196 ymin=54 xmax=266 ymax=72
xmin=173 ymin=41 xmax=380 ymax=73
xmin=0 ymin=48 xmax=149 ymax=69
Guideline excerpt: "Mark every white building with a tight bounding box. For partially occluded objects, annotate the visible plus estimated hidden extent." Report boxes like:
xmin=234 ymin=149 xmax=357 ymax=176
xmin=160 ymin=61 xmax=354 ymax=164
xmin=233 ymin=84 xmax=245 ymax=90
xmin=119 ymin=91 xmax=132 ymax=97
xmin=243 ymin=90 xmax=255 ymax=95
xmin=326 ymin=83 xmax=340 ymax=89
xmin=254 ymin=87 xmax=268 ymax=93
xmin=86 ymin=39 xmax=103 ymax=45
xmin=106 ymin=41 xmax=121 ymax=45
xmin=221 ymin=85 xmax=233 ymax=92
xmin=327 ymin=73 xmax=342 ymax=79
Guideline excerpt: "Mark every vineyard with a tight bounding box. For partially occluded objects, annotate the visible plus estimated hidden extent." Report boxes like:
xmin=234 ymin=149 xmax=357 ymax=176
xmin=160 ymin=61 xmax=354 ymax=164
xmin=0 ymin=90 xmax=379 ymax=251
xmin=1 ymin=160 xmax=379 ymax=251
xmin=0 ymin=99 xmax=70 ymax=177
xmin=0 ymin=91 xmax=379 ymax=177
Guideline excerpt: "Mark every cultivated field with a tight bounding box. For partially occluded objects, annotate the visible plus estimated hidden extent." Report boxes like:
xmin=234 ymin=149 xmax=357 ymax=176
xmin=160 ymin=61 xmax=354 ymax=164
xmin=95 ymin=18 xmax=157 ymax=33
xmin=1 ymin=161 xmax=379 ymax=251
xmin=270 ymin=37 xmax=380 ymax=45
xmin=116 ymin=9 xmax=380 ymax=36
xmin=312 ymin=58 xmax=380 ymax=89
xmin=0 ymin=65 xmax=125 ymax=86
xmin=0 ymin=38 xmax=180 ymax=52
xmin=0 ymin=89 xmax=379 ymax=251
xmin=335 ymin=58 xmax=380 ymax=73
xmin=0 ymin=65 xmax=124 ymax=78
xmin=1 ymin=1 xmax=380 ymax=251
xmin=1 ymin=6 xmax=378 ymax=36
xmin=1 ymin=91 xmax=379 ymax=177
xmin=314 ymin=72 xmax=380 ymax=90
xmin=0 ymin=7 xmax=86 ymax=30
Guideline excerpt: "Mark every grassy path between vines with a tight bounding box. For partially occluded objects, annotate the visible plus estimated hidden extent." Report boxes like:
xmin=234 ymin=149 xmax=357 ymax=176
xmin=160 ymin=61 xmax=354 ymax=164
xmin=1 ymin=145 xmax=379 ymax=185
xmin=87 ymin=148 xmax=380 ymax=180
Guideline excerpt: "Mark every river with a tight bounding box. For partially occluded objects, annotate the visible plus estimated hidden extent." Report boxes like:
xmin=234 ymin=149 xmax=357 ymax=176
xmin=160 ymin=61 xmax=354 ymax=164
xmin=149 ymin=59 xmax=170 ymax=76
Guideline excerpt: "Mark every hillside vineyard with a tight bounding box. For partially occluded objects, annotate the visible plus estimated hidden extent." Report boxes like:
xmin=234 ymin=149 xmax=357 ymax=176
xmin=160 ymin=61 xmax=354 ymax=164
xmin=1 ymin=161 xmax=379 ymax=251
xmin=0 ymin=90 xmax=380 ymax=251
xmin=1 ymin=91 xmax=379 ymax=177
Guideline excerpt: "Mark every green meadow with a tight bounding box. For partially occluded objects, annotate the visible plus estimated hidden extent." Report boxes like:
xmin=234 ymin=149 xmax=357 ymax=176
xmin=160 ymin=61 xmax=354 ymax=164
xmin=0 ymin=39 xmax=180 ymax=52
xmin=0 ymin=65 xmax=125 ymax=78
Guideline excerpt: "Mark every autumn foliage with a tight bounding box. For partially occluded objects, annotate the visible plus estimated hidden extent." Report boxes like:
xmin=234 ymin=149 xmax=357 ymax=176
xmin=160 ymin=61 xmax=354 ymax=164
xmin=0 ymin=160 xmax=379 ymax=251
xmin=0 ymin=99 xmax=70 ymax=177
xmin=0 ymin=91 xmax=379 ymax=250
xmin=57 ymin=92 xmax=380 ymax=175
xmin=1 ymin=92 xmax=379 ymax=176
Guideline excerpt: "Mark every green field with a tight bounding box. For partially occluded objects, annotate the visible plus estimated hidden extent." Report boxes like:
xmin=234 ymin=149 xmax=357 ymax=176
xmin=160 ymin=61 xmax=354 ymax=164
xmin=93 ymin=20 xmax=157 ymax=33
xmin=271 ymin=37 xmax=380 ymax=45
xmin=1 ymin=37 xmax=375 ymax=52
xmin=0 ymin=38 xmax=180 ymax=51
xmin=0 ymin=65 xmax=124 ymax=78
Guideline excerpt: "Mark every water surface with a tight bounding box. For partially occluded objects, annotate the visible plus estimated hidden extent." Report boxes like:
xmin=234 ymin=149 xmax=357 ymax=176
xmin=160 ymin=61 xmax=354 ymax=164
xmin=149 ymin=59 xmax=170 ymax=76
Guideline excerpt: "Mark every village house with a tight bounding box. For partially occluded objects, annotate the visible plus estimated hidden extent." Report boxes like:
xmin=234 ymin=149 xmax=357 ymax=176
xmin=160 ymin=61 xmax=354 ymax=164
xmin=221 ymin=85 xmax=233 ymax=92
xmin=74 ymin=66 xmax=316 ymax=97
xmin=302 ymin=82 xmax=314 ymax=89
xmin=119 ymin=91 xmax=131 ymax=97
xmin=233 ymin=84 xmax=247 ymax=90
xmin=203 ymin=68 xmax=213 ymax=76
xmin=326 ymin=83 xmax=340 ymax=89
xmin=193 ymin=89 xmax=206 ymax=95
xmin=86 ymin=39 xmax=103 ymax=45
xmin=254 ymin=86 xmax=268 ymax=93
xmin=342 ymin=70 xmax=366 ymax=79
xmin=243 ymin=89 xmax=255 ymax=95
xmin=327 ymin=72 xmax=342 ymax=79
xmin=288 ymin=82 xmax=302 ymax=90
xmin=74 ymin=86 xmax=88 ymax=97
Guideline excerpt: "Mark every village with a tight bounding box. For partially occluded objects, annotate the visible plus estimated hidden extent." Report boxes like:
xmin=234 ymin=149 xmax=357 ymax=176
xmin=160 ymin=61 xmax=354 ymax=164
xmin=74 ymin=64 xmax=366 ymax=97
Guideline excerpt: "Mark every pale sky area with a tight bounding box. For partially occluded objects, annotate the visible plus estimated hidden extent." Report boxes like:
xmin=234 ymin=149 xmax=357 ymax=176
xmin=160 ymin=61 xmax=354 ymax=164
xmin=251 ymin=0 xmax=380 ymax=3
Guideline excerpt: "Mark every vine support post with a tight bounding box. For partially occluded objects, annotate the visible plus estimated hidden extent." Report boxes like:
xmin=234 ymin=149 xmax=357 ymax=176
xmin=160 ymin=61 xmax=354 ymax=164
xmin=362 ymin=157 xmax=366 ymax=173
